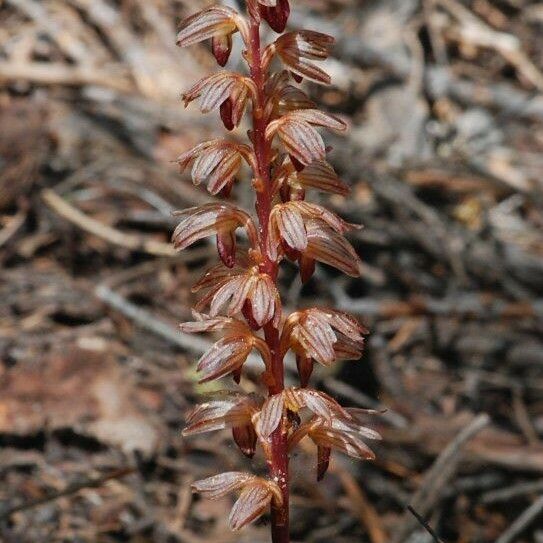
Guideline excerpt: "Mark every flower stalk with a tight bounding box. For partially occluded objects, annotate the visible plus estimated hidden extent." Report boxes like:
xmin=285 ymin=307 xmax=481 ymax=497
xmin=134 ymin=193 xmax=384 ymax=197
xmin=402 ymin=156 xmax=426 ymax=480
xmin=174 ymin=2 xmax=380 ymax=541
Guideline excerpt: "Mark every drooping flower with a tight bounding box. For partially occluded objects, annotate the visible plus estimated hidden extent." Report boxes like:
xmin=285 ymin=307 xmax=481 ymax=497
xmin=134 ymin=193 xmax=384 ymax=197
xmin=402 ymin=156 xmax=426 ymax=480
xmin=182 ymin=390 xmax=260 ymax=457
xmin=177 ymin=140 xmax=254 ymax=196
xmin=302 ymin=219 xmax=362 ymax=278
xmin=192 ymin=261 xmax=282 ymax=329
xmin=182 ymin=73 xmax=256 ymax=130
xmin=288 ymin=414 xmax=381 ymax=480
xmin=266 ymin=30 xmax=335 ymax=84
xmin=266 ymin=110 xmax=347 ymax=166
xmin=264 ymin=71 xmax=315 ymax=120
xmin=268 ymin=201 xmax=358 ymax=258
xmin=172 ymin=203 xmax=258 ymax=267
xmin=177 ymin=7 xmax=249 ymax=66
xmin=180 ymin=313 xmax=271 ymax=383
xmin=273 ymin=158 xmax=350 ymax=197
xmin=192 ymin=472 xmax=282 ymax=530
xmin=280 ymin=308 xmax=367 ymax=386
xmin=255 ymin=387 xmax=352 ymax=439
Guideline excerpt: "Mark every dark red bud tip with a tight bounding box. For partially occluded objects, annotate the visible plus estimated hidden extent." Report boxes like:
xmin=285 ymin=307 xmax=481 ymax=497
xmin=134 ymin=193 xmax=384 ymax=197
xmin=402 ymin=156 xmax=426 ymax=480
xmin=290 ymin=186 xmax=306 ymax=202
xmin=280 ymin=182 xmax=291 ymax=203
xmin=232 ymin=426 xmax=257 ymax=458
xmin=217 ymin=230 xmax=236 ymax=268
xmin=296 ymin=354 xmax=314 ymax=388
xmin=261 ymin=0 xmax=290 ymax=33
xmin=282 ymin=242 xmax=300 ymax=262
xmin=242 ymin=300 xmax=261 ymax=331
xmin=317 ymin=446 xmax=331 ymax=481
xmin=289 ymin=154 xmax=305 ymax=172
xmin=218 ymin=182 xmax=233 ymax=199
xmin=232 ymin=366 xmax=242 ymax=385
xmin=220 ymin=99 xmax=235 ymax=131
xmin=287 ymin=409 xmax=301 ymax=429
xmin=212 ymin=35 xmax=232 ymax=67
xmin=299 ymin=255 xmax=316 ymax=284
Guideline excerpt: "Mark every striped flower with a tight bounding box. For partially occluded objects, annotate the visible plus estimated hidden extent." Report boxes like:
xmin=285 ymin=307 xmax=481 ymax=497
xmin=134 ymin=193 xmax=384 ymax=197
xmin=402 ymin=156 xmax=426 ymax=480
xmin=177 ymin=7 xmax=249 ymax=66
xmin=266 ymin=30 xmax=335 ymax=84
xmin=172 ymin=203 xmax=258 ymax=267
xmin=182 ymin=72 xmax=256 ymax=130
xmin=192 ymin=472 xmax=282 ymax=530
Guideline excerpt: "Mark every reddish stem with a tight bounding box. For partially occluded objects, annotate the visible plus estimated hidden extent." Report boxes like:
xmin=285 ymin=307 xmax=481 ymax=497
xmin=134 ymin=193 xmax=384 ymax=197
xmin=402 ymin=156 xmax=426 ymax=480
xmin=248 ymin=11 xmax=290 ymax=543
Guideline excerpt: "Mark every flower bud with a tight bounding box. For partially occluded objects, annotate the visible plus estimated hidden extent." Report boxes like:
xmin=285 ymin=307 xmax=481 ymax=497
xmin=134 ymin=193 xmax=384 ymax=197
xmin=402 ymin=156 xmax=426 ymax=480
xmin=260 ymin=0 xmax=290 ymax=33
xmin=220 ymin=98 xmax=235 ymax=131
xmin=212 ymin=34 xmax=233 ymax=66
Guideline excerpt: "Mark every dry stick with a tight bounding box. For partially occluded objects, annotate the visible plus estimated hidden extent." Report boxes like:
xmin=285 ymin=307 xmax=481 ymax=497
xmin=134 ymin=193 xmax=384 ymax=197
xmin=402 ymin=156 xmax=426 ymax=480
xmin=0 ymin=467 xmax=135 ymax=520
xmin=0 ymin=61 xmax=132 ymax=92
xmin=333 ymin=290 xmax=543 ymax=320
xmin=336 ymin=467 xmax=387 ymax=543
xmin=392 ymin=413 xmax=490 ymax=543
xmin=95 ymin=284 xmax=212 ymax=356
xmin=6 ymin=0 xmax=92 ymax=64
xmin=406 ymin=505 xmax=445 ymax=543
xmin=495 ymin=495 xmax=543 ymax=543
xmin=95 ymin=283 xmax=266 ymax=371
xmin=481 ymin=479 xmax=543 ymax=504
xmin=42 ymin=189 xmax=176 ymax=257
xmin=0 ymin=208 xmax=27 ymax=249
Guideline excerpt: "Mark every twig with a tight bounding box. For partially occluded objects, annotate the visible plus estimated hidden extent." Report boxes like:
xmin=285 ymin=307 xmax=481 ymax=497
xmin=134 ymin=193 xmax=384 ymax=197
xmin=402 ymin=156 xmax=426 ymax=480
xmin=481 ymin=479 xmax=543 ymax=504
xmin=333 ymin=290 xmax=543 ymax=320
xmin=0 ymin=208 xmax=27 ymax=249
xmin=42 ymin=188 xmax=176 ymax=257
xmin=436 ymin=0 xmax=543 ymax=91
xmin=495 ymin=495 xmax=543 ymax=543
xmin=407 ymin=505 xmax=445 ymax=543
xmin=0 ymin=467 xmax=135 ymax=520
xmin=337 ymin=467 xmax=387 ymax=543
xmin=393 ymin=413 xmax=490 ymax=543
xmin=6 ymin=0 xmax=93 ymax=63
xmin=95 ymin=284 xmax=269 ymax=372
xmin=95 ymin=284 xmax=211 ymax=355
xmin=0 ymin=61 xmax=132 ymax=92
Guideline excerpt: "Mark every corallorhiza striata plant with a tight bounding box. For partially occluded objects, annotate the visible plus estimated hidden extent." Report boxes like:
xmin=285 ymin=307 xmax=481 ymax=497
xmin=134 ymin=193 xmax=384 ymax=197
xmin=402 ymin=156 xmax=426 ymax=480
xmin=174 ymin=1 xmax=381 ymax=541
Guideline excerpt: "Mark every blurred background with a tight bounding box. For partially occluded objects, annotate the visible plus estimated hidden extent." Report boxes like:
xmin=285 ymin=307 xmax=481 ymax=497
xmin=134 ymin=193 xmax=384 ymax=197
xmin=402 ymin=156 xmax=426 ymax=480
xmin=1 ymin=0 xmax=543 ymax=542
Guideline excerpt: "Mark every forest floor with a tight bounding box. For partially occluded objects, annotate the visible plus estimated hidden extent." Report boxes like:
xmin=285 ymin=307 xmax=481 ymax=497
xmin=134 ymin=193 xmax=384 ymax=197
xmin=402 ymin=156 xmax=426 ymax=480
xmin=1 ymin=0 xmax=543 ymax=542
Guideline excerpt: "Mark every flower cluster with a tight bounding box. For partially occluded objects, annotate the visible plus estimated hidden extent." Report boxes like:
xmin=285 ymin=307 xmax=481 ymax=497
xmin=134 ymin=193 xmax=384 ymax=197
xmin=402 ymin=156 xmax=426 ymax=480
xmin=174 ymin=1 xmax=379 ymax=539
